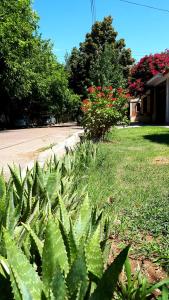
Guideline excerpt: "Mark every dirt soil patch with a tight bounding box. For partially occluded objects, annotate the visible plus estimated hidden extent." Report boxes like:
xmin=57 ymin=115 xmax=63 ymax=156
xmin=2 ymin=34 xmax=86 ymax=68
xmin=153 ymin=156 xmax=169 ymax=165
xmin=108 ymin=236 xmax=167 ymax=284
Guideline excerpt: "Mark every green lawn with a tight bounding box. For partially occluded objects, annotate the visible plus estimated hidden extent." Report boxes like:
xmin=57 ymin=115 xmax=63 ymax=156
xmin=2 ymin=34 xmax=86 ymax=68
xmin=77 ymin=126 xmax=169 ymax=271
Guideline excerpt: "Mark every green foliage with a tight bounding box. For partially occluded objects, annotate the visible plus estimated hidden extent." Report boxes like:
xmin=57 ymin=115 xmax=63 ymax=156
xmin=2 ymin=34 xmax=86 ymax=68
xmin=0 ymin=0 xmax=79 ymax=124
xmin=75 ymin=127 xmax=169 ymax=273
xmin=117 ymin=257 xmax=169 ymax=299
xmin=89 ymin=44 xmax=126 ymax=88
xmin=4 ymin=230 xmax=42 ymax=299
xmin=82 ymin=86 xmax=129 ymax=140
xmin=85 ymin=226 xmax=103 ymax=278
xmin=66 ymin=16 xmax=134 ymax=97
xmin=90 ymin=245 xmax=130 ymax=300
xmin=0 ymin=140 xmax=168 ymax=299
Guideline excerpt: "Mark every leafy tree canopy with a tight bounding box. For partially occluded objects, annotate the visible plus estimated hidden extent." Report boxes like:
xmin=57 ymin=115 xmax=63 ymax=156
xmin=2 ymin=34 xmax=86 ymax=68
xmin=0 ymin=0 xmax=79 ymax=125
xmin=66 ymin=16 xmax=134 ymax=97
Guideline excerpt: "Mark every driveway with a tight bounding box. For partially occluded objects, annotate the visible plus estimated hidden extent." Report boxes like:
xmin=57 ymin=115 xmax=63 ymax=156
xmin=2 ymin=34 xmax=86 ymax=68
xmin=0 ymin=123 xmax=83 ymax=179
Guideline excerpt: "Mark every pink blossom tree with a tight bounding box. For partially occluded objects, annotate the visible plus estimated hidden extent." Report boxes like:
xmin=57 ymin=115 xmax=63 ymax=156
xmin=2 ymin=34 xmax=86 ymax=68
xmin=129 ymin=50 xmax=169 ymax=95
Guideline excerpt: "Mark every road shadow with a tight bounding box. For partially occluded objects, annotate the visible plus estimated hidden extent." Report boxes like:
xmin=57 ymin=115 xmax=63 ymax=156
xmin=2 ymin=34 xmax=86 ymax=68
xmin=144 ymin=133 xmax=169 ymax=146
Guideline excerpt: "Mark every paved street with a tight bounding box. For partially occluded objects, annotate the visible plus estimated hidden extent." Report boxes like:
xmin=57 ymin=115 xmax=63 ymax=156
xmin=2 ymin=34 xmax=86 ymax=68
xmin=0 ymin=123 xmax=83 ymax=179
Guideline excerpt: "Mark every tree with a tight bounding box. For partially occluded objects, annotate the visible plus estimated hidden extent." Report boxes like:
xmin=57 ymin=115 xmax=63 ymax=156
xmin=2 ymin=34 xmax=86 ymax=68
xmin=0 ymin=0 xmax=79 ymax=125
xmin=89 ymin=43 xmax=126 ymax=88
xmin=129 ymin=51 xmax=169 ymax=96
xmin=66 ymin=16 xmax=134 ymax=97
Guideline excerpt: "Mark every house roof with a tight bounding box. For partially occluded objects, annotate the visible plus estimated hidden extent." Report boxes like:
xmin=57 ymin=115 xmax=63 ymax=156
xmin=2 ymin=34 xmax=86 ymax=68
xmin=129 ymin=98 xmax=140 ymax=103
xmin=147 ymin=72 xmax=169 ymax=87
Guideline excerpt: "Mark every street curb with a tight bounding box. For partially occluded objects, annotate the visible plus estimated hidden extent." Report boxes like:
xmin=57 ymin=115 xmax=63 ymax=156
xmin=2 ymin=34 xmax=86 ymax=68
xmin=21 ymin=129 xmax=84 ymax=177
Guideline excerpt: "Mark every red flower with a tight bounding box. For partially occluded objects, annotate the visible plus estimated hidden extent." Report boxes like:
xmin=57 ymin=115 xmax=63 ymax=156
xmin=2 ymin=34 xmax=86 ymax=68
xmin=87 ymin=86 xmax=95 ymax=93
xmin=97 ymin=93 xmax=102 ymax=98
xmin=97 ymin=86 xmax=102 ymax=91
xmin=125 ymin=93 xmax=131 ymax=98
xmin=112 ymin=98 xmax=117 ymax=101
xmin=81 ymin=107 xmax=88 ymax=112
xmin=109 ymin=86 xmax=113 ymax=90
xmin=117 ymin=88 xmax=123 ymax=94
xmin=83 ymin=99 xmax=89 ymax=105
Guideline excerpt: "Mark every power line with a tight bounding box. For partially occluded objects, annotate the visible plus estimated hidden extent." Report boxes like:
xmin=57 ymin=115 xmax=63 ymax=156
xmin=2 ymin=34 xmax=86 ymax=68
xmin=119 ymin=0 xmax=169 ymax=13
xmin=90 ymin=0 xmax=96 ymax=24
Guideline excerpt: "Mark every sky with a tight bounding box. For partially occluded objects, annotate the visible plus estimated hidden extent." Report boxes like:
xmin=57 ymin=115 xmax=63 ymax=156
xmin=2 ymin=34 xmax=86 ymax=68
xmin=33 ymin=0 xmax=169 ymax=63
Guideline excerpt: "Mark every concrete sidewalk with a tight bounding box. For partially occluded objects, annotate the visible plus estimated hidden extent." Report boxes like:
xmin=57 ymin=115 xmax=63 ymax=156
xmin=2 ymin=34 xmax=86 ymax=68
xmin=0 ymin=123 xmax=83 ymax=179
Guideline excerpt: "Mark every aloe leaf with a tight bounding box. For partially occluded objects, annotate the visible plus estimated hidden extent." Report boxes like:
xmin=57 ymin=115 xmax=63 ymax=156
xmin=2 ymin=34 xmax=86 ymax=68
xmin=46 ymin=172 xmax=60 ymax=202
xmin=66 ymin=249 xmax=88 ymax=298
xmin=90 ymin=245 xmax=130 ymax=300
xmin=0 ymin=255 xmax=10 ymax=277
xmin=11 ymin=265 xmax=33 ymax=300
xmin=85 ymin=226 xmax=103 ymax=279
xmin=21 ymin=223 xmax=43 ymax=258
xmin=42 ymin=218 xmax=69 ymax=291
xmin=74 ymin=194 xmax=91 ymax=243
xmin=4 ymin=230 xmax=42 ymax=300
xmin=68 ymin=221 xmax=78 ymax=264
xmin=10 ymin=266 xmax=23 ymax=300
xmin=5 ymin=189 xmax=22 ymax=234
xmin=9 ymin=166 xmax=23 ymax=197
xmin=0 ymin=175 xmax=6 ymax=222
xmin=58 ymin=194 xmax=70 ymax=233
xmin=59 ymin=221 xmax=71 ymax=265
xmin=51 ymin=265 xmax=67 ymax=300
xmin=18 ymin=199 xmax=40 ymax=245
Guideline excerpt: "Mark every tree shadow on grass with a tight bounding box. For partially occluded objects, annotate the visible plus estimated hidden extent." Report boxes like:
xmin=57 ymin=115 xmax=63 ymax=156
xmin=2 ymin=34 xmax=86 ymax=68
xmin=143 ymin=133 xmax=169 ymax=146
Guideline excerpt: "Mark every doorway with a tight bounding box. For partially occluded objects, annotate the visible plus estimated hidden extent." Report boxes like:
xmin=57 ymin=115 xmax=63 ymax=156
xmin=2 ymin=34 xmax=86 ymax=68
xmin=156 ymin=81 xmax=166 ymax=124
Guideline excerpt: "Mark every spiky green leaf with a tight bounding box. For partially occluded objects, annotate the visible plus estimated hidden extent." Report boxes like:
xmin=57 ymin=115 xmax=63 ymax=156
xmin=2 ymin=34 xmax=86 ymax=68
xmin=85 ymin=226 xmax=103 ymax=278
xmin=66 ymin=249 xmax=88 ymax=297
xmin=22 ymin=223 xmax=43 ymax=258
xmin=0 ymin=175 xmax=6 ymax=222
xmin=4 ymin=230 xmax=42 ymax=300
xmin=90 ymin=245 xmax=130 ymax=300
xmin=58 ymin=194 xmax=70 ymax=233
xmin=74 ymin=194 xmax=91 ymax=242
xmin=51 ymin=265 xmax=67 ymax=300
xmin=42 ymin=218 xmax=69 ymax=291
xmin=68 ymin=221 xmax=78 ymax=264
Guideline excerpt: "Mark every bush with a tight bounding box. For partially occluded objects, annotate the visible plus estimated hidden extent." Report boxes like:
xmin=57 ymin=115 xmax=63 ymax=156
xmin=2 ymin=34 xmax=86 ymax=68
xmin=0 ymin=142 xmax=168 ymax=299
xmin=82 ymin=86 xmax=129 ymax=140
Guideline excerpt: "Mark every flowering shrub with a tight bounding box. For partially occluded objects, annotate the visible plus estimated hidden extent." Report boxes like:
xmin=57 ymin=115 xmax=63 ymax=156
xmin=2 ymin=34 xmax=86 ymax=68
xmin=81 ymin=86 xmax=130 ymax=140
xmin=129 ymin=50 xmax=169 ymax=95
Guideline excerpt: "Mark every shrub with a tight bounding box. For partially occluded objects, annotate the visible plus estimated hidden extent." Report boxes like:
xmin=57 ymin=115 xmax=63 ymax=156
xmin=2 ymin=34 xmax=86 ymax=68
xmin=129 ymin=50 xmax=169 ymax=96
xmin=82 ymin=86 xmax=129 ymax=140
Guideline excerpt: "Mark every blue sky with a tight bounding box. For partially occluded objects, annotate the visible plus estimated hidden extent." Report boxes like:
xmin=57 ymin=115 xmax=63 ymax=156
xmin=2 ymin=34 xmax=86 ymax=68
xmin=33 ymin=0 xmax=169 ymax=63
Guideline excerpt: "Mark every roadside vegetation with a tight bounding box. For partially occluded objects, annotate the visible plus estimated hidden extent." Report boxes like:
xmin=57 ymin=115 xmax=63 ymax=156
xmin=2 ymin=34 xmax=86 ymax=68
xmin=0 ymin=137 xmax=168 ymax=299
xmin=77 ymin=126 xmax=169 ymax=274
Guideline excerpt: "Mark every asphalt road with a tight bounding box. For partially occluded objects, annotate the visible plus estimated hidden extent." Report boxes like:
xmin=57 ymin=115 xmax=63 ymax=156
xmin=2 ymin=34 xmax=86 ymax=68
xmin=0 ymin=123 xmax=82 ymax=178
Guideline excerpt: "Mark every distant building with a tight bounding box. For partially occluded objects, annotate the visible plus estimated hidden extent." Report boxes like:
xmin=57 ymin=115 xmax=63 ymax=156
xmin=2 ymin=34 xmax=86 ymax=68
xmin=130 ymin=71 xmax=169 ymax=124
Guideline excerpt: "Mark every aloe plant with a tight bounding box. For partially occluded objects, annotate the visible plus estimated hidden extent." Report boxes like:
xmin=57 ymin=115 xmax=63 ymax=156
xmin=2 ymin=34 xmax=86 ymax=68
xmin=0 ymin=192 xmax=129 ymax=299
xmin=0 ymin=141 xmax=168 ymax=299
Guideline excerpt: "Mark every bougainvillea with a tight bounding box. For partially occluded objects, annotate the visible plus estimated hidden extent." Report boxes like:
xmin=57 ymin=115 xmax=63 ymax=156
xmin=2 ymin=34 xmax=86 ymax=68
xmin=81 ymin=86 xmax=130 ymax=140
xmin=129 ymin=50 xmax=169 ymax=95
